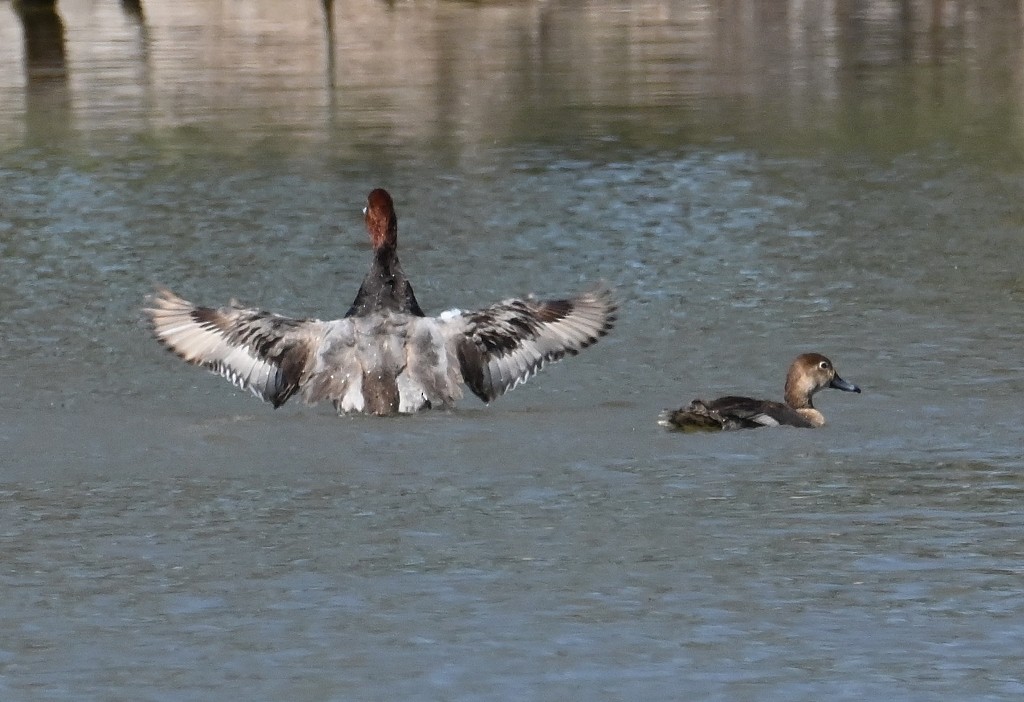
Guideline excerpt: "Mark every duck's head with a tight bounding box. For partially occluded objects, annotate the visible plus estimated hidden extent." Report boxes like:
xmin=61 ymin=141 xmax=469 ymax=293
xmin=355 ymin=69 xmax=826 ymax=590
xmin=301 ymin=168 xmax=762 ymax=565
xmin=784 ymin=353 xmax=861 ymax=409
xmin=364 ymin=188 xmax=398 ymax=252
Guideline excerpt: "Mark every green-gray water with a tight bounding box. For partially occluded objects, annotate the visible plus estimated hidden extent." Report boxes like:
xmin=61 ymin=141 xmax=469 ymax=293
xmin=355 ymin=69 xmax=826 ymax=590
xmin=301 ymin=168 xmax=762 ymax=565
xmin=2 ymin=1 xmax=1023 ymax=699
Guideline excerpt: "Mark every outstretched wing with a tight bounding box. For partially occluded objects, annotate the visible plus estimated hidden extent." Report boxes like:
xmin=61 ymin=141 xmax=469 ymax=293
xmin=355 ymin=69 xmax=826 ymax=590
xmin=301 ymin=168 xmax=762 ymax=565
xmin=451 ymin=285 xmax=616 ymax=403
xmin=145 ymin=288 xmax=327 ymax=408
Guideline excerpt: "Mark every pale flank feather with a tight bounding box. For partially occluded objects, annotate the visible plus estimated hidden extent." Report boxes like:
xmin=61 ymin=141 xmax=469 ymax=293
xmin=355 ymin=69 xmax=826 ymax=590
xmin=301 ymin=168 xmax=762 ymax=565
xmin=749 ymin=414 xmax=781 ymax=427
xmin=404 ymin=319 xmax=462 ymax=409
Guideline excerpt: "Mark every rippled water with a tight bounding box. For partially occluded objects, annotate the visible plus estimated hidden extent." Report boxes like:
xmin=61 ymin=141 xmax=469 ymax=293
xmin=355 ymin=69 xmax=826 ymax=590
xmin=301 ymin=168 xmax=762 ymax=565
xmin=2 ymin=1 xmax=1023 ymax=700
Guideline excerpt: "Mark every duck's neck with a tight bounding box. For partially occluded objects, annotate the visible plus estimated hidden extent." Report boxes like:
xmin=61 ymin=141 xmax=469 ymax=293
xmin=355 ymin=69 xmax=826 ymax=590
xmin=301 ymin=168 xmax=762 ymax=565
xmin=345 ymin=249 xmax=423 ymax=317
xmin=785 ymin=377 xmax=827 ymax=427
xmin=795 ymin=407 xmax=826 ymax=427
xmin=784 ymin=372 xmax=816 ymax=411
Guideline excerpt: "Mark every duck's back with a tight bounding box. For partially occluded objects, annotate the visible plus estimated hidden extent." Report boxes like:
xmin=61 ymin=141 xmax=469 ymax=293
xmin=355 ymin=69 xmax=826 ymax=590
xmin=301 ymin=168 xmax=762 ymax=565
xmin=660 ymin=396 xmax=816 ymax=431
xmin=303 ymin=313 xmax=461 ymax=415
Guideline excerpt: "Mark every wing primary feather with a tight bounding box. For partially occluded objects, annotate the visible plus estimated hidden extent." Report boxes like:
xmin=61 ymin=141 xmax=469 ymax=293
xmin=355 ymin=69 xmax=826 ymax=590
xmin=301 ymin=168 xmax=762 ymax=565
xmin=454 ymin=284 xmax=616 ymax=402
xmin=145 ymin=288 xmax=318 ymax=408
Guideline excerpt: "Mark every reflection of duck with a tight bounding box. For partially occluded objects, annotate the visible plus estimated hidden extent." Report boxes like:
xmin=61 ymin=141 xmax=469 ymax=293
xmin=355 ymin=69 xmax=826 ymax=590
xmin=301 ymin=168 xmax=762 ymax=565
xmin=147 ymin=189 xmax=616 ymax=416
xmin=660 ymin=353 xmax=861 ymax=431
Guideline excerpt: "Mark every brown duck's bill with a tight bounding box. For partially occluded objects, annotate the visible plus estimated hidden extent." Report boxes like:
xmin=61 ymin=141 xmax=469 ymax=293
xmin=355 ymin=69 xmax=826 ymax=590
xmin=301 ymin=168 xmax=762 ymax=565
xmin=829 ymin=375 xmax=861 ymax=393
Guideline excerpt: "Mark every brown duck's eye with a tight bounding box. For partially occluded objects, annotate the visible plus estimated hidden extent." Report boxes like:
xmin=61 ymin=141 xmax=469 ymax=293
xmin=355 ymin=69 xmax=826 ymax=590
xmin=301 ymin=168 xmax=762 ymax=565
xmin=819 ymin=361 xmax=830 ymax=370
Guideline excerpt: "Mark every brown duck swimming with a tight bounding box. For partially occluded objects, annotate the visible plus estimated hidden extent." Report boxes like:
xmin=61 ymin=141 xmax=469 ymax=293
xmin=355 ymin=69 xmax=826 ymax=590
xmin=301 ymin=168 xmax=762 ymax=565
xmin=659 ymin=353 xmax=861 ymax=431
xmin=146 ymin=188 xmax=616 ymax=416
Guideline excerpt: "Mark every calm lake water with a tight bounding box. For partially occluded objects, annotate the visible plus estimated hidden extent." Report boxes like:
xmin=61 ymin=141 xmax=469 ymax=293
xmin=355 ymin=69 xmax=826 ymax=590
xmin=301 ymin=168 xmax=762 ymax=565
xmin=2 ymin=1 xmax=1023 ymax=700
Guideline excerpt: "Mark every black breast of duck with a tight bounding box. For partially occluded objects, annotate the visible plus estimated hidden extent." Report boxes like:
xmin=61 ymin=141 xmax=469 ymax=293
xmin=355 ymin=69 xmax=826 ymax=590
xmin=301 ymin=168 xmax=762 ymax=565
xmin=345 ymin=188 xmax=425 ymax=318
xmin=660 ymin=353 xmax=861 ymax=431
xmin=146 ymin=188 xmax=617 ymax=416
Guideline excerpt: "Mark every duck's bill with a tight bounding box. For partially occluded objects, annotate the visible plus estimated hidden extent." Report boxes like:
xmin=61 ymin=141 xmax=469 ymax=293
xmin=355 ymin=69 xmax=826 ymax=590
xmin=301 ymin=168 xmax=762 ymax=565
xmin=830 ymin=375 xmax=861 ymax=393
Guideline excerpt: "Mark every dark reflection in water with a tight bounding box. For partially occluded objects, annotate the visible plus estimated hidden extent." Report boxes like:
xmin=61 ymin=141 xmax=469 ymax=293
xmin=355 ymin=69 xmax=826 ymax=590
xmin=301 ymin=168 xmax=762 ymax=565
xmin=12 ymin=0 xmax=70 ymax=142
xmin=13 ymin=0 xmax=66 ymax=81
xmin=120 ymin=0 xmax=145 ymax=25
xmin=321 ymin=0 xmax=336 ymax=88
xmin=1 ymin=0 xmax=1022 ymax=159
xmin=119 ymin=0 xmax=153 ymax=115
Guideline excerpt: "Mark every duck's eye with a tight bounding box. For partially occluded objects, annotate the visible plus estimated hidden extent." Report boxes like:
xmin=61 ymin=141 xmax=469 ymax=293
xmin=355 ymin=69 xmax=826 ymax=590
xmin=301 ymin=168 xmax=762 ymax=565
xmin=362 ymin=206 xmax=368 ymax=215
xmin=819 ymin=361 xmax=830 ymax=370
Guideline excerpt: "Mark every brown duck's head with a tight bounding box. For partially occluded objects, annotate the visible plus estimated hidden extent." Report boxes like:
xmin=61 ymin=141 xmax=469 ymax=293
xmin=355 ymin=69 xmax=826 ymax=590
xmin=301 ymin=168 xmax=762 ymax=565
xmin=364 ymin=188 xmax=398 ymax=252
xmin=784 ymin=353 xmax=861 ymax=409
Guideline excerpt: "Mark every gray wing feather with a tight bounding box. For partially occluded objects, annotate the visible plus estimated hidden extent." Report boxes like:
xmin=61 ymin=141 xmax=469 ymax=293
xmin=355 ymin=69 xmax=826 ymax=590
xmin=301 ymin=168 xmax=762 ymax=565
xmin=146 ymin=288 xmax=323 ymax=408
xmin=451 ymin=285 xmax=616 ymax=403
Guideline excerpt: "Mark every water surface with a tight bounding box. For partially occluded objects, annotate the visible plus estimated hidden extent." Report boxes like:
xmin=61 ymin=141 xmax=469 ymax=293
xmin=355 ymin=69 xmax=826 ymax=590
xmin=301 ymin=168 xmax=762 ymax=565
xmin=1 ymin=1 xmax=1023 ymax=700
